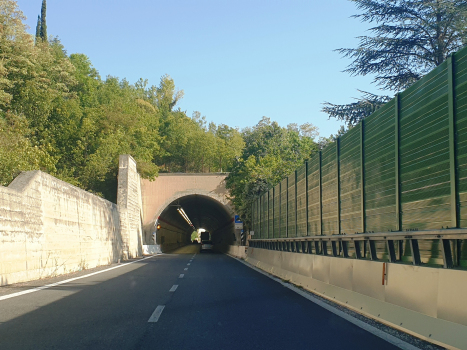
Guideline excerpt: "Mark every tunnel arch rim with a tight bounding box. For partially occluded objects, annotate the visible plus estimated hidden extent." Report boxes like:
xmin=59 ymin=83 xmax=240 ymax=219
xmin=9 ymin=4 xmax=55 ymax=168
xmin=149 ymin=190 xmax=234 ymax=228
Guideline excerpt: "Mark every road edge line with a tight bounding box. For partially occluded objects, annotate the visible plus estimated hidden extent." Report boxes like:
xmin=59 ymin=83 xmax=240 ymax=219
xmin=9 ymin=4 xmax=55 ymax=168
xmin=228 ymin=255 xmax=421 ymax=350
xmin=0 ymin=256 xmax=155 ymax=301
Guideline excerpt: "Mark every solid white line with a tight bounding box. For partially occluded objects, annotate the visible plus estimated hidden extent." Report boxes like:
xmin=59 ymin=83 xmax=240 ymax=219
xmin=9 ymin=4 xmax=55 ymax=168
xmin=184 ymin=268 xmax=188 ymax=271
xmin=148 ymin=305 xmax=165 ymax=322
xmin=169 ymin=285 xmax=178 ymax=292
xmin=230 ymin=256 xmax=421 ymax=350
xmin=179 ymin=274 xmax=184 ymax=278
xmin=0 ymin=256 xmax=155 ymax=302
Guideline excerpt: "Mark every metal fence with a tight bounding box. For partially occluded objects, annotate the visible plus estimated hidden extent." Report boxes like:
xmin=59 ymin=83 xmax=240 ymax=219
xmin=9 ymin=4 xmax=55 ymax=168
xmin=250 ymin=48 xmax=467 ymax=269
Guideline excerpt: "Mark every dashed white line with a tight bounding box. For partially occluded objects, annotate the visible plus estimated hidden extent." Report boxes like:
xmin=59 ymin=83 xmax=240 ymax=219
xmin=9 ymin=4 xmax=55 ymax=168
xmin=169 ymin=285 xmax=178 ymax=292
xmin=187 ymin=263 xmax=191 ymax=266
xmin=184 ymin=268 xmax=188 ymax=271
xmin=148 ymin=305 xmax=165 ymax=323
xmin=179 ymin=274 xmax=184 ymax=278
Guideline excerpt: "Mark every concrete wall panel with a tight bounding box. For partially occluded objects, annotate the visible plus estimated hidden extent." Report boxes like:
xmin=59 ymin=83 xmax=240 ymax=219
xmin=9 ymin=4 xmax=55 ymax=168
xmin=436 ymin=269 xmax=467 ymax=326
xmin=329 ymin=257 xmax=353 ymax=290
xmin=312 ymin=255 xmax=330 ymax=283
xmin=281 ymin=251 xmax=313 ymax=277
xmin=352 ymin=259 xmax=385 ymax=301
xmin=385 ymin=264 xmax=439 ymax=317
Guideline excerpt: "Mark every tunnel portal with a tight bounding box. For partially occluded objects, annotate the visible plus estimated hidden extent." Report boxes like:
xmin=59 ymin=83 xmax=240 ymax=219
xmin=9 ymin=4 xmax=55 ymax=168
xmin=140 ymin=174 xmax=236 ymax=252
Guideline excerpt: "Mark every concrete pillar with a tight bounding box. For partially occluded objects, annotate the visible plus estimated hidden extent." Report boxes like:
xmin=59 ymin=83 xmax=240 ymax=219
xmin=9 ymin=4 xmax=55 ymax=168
xmin=117 ymin=155 xmax=143 ymax=259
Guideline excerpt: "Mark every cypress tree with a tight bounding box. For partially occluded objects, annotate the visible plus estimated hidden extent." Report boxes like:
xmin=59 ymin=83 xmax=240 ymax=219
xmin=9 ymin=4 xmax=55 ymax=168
xmin=39 ymin=0 xmax=47 ymax=42
xmin=35 ymin=15 xmax=41 ymax=42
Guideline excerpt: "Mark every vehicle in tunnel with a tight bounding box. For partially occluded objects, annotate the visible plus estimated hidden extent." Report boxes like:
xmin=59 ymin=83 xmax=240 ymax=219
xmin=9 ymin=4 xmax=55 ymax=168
xmin=200 ymin=240 xmax=213 ymax=252
xmin=201 ymin=231 xmax=210 ymax=242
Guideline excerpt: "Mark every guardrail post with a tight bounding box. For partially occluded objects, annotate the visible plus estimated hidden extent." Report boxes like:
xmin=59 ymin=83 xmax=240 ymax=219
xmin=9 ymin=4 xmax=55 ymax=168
xmin=322 ymin=241 xmax=328 ymax=256
xmin=369 ymin=240 xmax=378 ymax=260
xmin=387 ymin=240 xmax=397 ymax=262
xmin=342 ymin=241 xmax=349 ymax=258
xmin=331 ymin=241 xmax=338 ymax=256
xmin=410 ymin=239 xmax=421 ymax=265
xmin=448 ymin=55 xmax=459 ymax=228
xmin=315 ymin=241 xmax=321 ymax=254
xmin=441 ymin=239 xmax=454 ymax=268
xmin=355 ymin=241 xmax=362 ymax=259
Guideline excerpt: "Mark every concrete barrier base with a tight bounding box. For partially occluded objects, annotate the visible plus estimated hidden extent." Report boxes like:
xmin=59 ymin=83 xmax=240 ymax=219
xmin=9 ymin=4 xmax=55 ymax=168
xmin=225 ymin=245 xmax=247 ymax=259
xmin=142 ymin=245 xmax=161 ymax=255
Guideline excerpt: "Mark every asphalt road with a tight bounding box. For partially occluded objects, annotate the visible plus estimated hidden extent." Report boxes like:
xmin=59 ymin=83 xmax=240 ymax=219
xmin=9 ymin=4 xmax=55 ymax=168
xmin=0 ymin=245 xmax=401 ymax=350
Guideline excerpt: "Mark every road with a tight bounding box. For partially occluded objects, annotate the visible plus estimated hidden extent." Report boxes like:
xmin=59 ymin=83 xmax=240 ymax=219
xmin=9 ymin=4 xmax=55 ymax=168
xmin=0 ymin=245 xmax=401 ymax=350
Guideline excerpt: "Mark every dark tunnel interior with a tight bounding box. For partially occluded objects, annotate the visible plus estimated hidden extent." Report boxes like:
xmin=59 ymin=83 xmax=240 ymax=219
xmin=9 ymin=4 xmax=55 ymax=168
xmin=154 ymin=194 xmax=236 ymax=252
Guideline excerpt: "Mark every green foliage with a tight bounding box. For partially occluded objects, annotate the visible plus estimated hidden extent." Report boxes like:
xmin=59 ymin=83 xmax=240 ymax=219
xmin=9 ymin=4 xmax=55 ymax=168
xmin=0 ymin=0 xmax=249 ymax=202
xmin=0 ymin=0 xmax=318 ymax=227
xmin=324 ymin=0 xmax=467 ymax=126
xmin=226 ymin=117 xmax=318 ymax=229
xmin=342 ymin=0 xmax=467 ymax=91
xmin=322 ymin=91 xmax=391 ymax=126
xmin=35 ymin=15 xmax=40 ymax=41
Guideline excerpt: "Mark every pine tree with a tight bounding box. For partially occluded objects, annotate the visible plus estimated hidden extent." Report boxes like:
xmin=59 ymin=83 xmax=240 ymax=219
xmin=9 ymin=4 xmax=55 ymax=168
xmin=35 ymin=15 xmax=41 ymax=42
xmin=39 ymin=0 xmax=47 ymax=42
xmin=323 ymin=0 xmax=467 ymax=126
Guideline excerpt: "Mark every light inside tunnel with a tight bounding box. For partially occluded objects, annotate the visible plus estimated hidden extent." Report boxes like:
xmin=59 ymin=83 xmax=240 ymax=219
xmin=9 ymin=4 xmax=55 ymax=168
xmin=147 ymin=194 xmax=236 ymax=252
xmin=177 ymin=207 xmax=195 ymax=229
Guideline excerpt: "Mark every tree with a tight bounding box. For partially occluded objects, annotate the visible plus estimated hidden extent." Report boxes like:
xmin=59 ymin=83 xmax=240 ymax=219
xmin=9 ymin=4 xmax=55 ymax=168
xmin=322 ymin=91 xmax=391 ymax=126
xmin=226 ymin=117 xmax=318 ymax=229
xmin=323 ymin=0 xmax=467 ymax=126
xmin=35 ymin=15 xmax=40 ymax=41
xmin=39 ymin=0 xmax=47 ymax=42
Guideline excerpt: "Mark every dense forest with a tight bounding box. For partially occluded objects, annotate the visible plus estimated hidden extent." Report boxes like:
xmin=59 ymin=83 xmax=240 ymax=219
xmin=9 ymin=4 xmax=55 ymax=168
xmin=0 ymin=0 xmax=320 ymax=218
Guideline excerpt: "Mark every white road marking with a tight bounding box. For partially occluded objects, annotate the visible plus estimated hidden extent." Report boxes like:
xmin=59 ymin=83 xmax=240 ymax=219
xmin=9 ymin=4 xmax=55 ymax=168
xmin=148 ymin=305 xmax=165 ymax=323
xmin=169 ymin=285 xmax=178 ymax=292
xmin=231 ymin=256 xmax=421 ymax=350
xmin=187 ymin=263 xmax=191 ymax=265
xmin=0 ymin=256 xmax=155 ymax=302
xmin=179 ymin=274 xmax=184 ymax=278
xmin=184 ymin=268 xmax=188 ymax=271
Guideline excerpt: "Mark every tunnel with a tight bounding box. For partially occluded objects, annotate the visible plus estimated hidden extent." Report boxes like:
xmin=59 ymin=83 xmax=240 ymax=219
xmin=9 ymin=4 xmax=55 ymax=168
xmin=147 ymin=194 xmax=236 ymax=252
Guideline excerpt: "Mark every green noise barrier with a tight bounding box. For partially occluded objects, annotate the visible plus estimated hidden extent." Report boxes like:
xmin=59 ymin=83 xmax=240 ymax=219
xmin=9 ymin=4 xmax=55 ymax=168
xmin=250 ymin=47 xmax=467 ymax=269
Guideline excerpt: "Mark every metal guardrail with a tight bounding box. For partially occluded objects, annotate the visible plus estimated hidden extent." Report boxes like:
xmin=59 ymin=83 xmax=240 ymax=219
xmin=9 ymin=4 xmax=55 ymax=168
xmin=249 ymin=229 xmax=467 ymax=269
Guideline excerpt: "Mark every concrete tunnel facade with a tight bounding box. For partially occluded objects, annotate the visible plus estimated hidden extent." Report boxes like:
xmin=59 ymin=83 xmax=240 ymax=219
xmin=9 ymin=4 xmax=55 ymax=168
xmin=140 ymin=173 xmax=237 ymax=252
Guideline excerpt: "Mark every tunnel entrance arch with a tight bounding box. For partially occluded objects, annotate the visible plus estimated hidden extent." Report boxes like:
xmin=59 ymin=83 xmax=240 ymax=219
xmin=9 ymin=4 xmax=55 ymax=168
xmin=140 ymin=174 xmax=236 ymax=252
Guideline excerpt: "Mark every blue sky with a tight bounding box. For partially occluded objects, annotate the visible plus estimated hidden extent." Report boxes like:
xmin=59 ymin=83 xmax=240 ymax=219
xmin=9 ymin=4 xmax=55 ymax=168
xmin=17 ymin=0 xmax=388 ymax=138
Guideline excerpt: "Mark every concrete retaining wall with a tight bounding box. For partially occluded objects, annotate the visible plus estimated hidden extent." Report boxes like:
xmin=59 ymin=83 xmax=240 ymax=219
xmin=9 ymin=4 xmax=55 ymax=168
xmin=246 ymin=248 xmax=467 ymax=350
xmin=0 ymin=155 xmax=143 ymax=286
